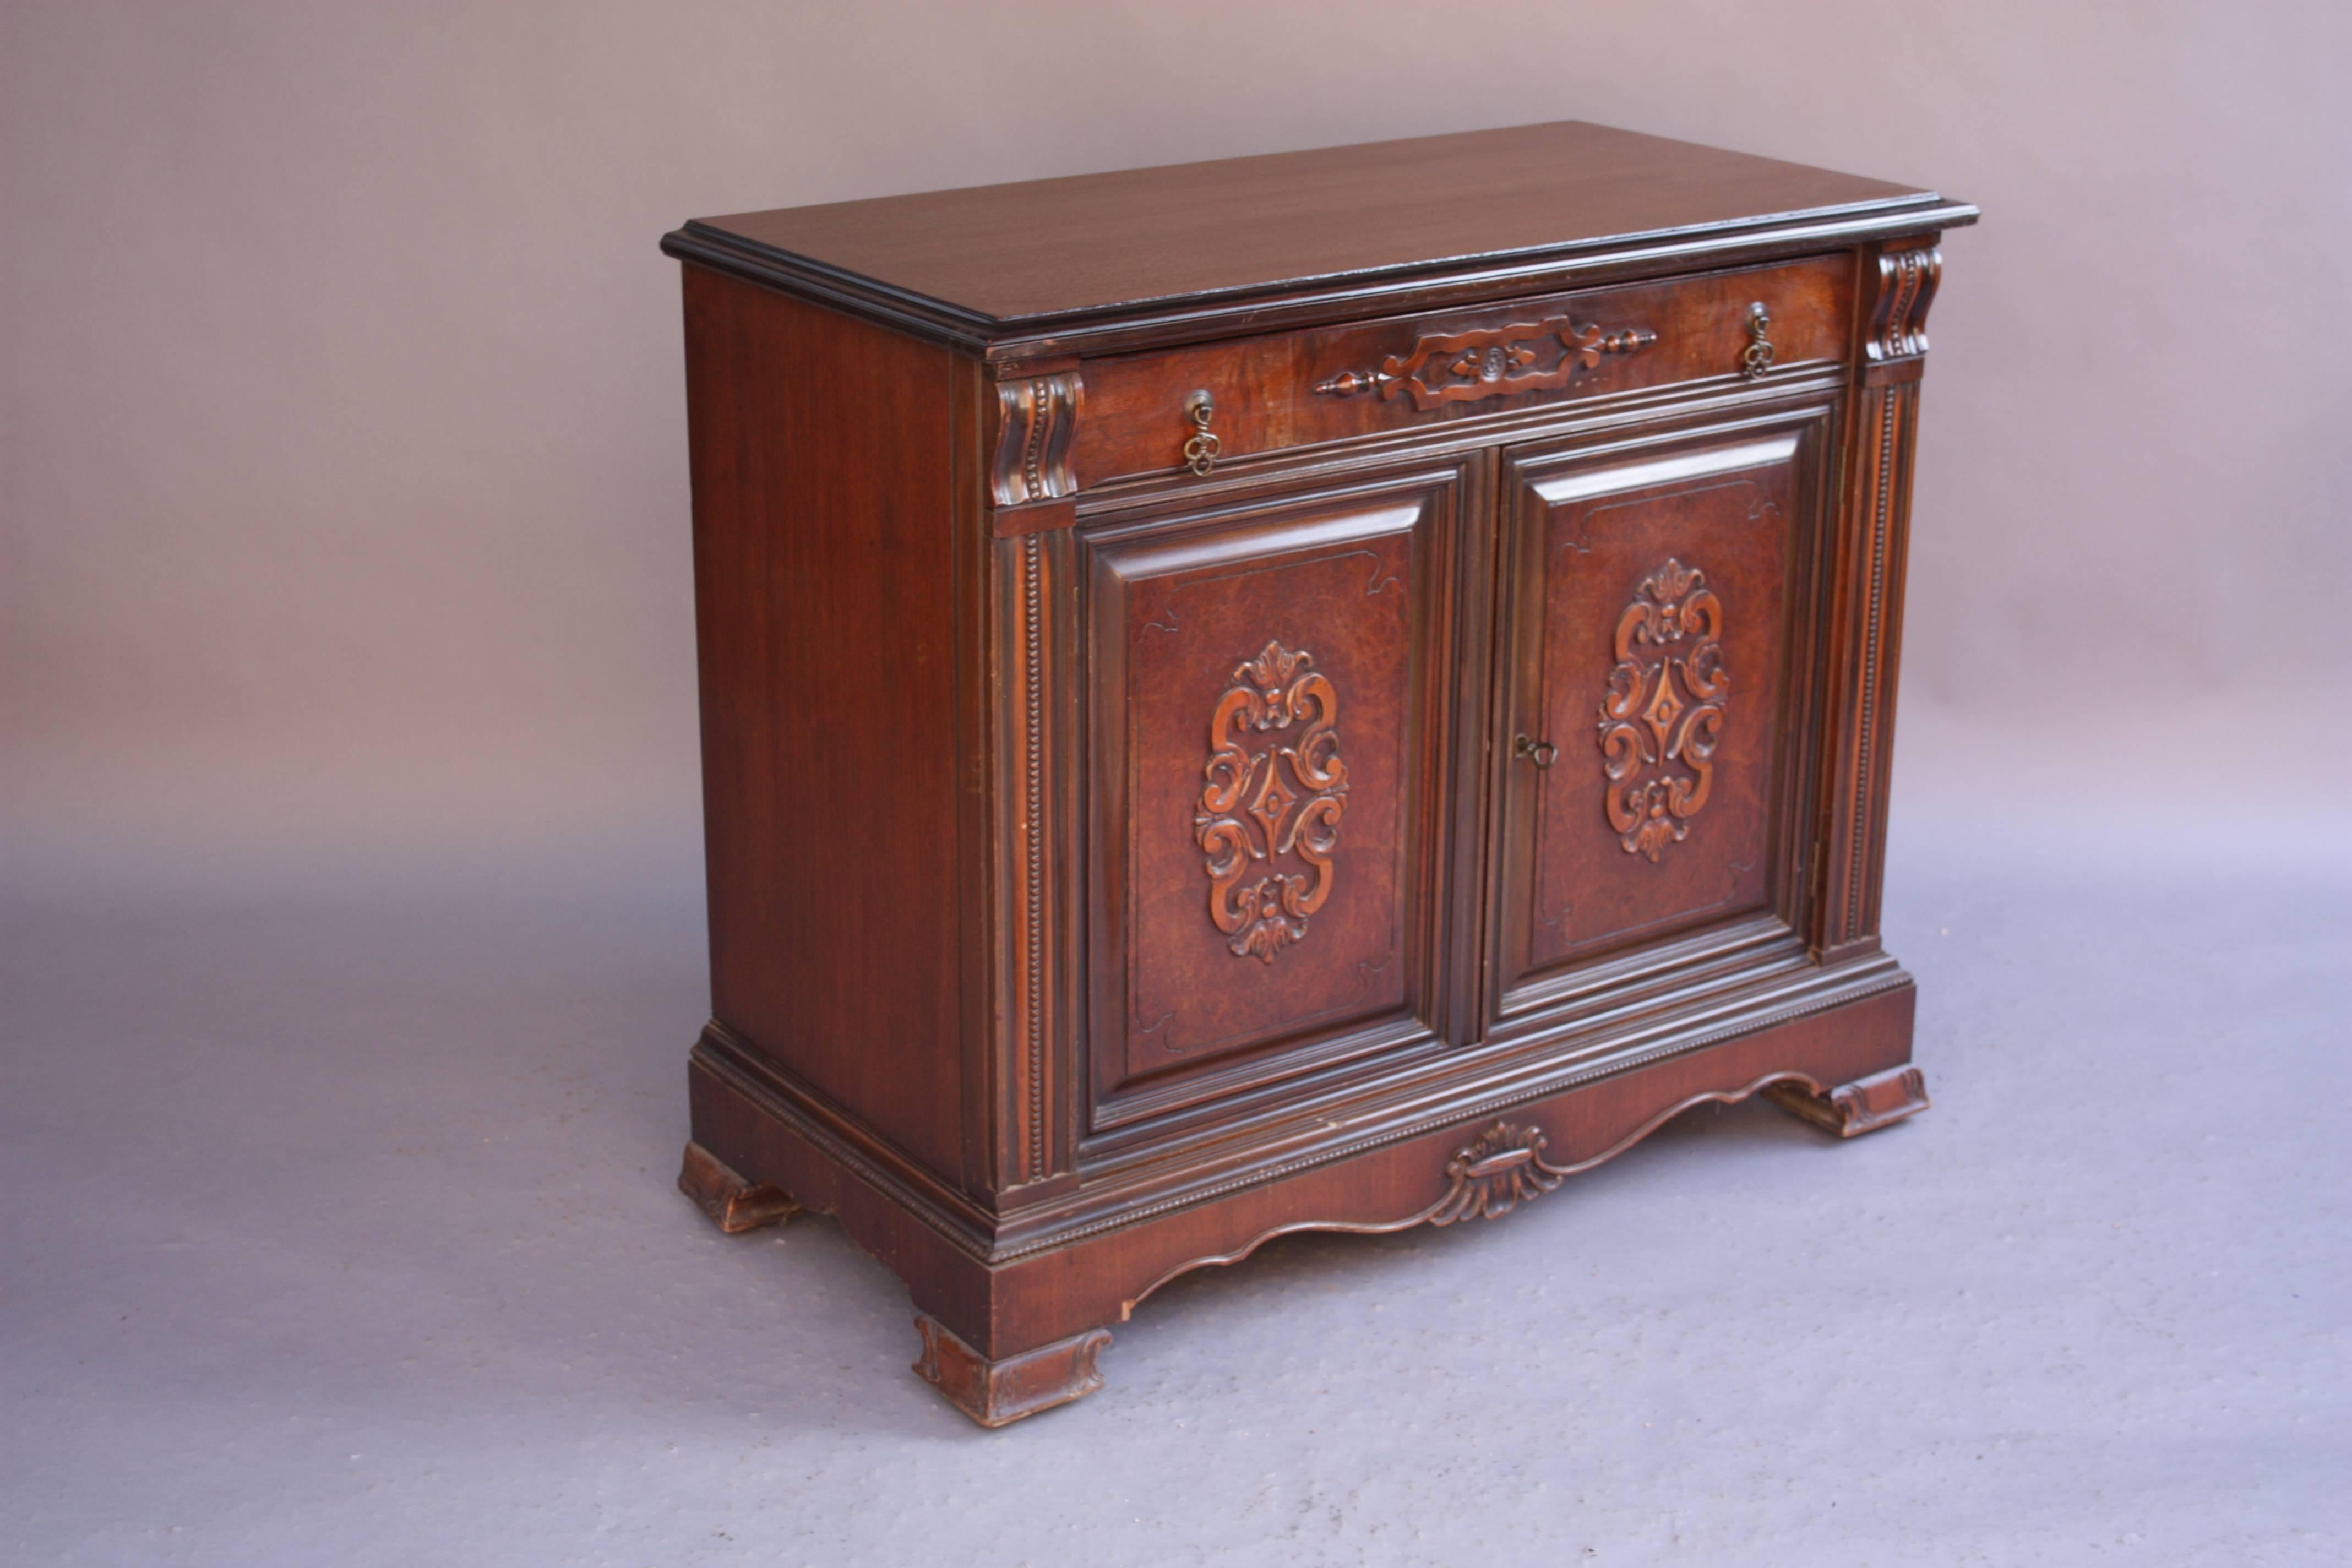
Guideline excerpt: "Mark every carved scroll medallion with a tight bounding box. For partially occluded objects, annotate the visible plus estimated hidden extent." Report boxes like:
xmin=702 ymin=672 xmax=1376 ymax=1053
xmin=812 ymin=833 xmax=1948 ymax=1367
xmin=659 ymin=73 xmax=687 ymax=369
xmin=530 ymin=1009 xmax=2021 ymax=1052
xmin=1596 ymin=558 xmax=1728 ymax=862
xmin=1429 ymin=1121 xmax=1565 ymax=1225
xmin=1194 ymin=641 xmax=1348 ymax=962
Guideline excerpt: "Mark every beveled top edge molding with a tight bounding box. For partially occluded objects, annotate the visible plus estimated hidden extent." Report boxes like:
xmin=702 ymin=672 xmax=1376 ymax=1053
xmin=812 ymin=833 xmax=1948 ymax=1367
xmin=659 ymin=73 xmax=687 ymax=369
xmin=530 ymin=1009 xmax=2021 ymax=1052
xmin=660 ymin=197 xmax=1978 ymax=361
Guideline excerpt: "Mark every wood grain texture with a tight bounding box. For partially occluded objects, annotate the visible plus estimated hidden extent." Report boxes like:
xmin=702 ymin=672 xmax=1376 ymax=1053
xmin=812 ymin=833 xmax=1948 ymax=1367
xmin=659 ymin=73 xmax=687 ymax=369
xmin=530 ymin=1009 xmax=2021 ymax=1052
xmin=1763 ymin=1063 xmax=1931 ymax=1136
xmin=1817 ymin=239 xmax=1940 ymax=960
xmin=1074 ymin=254 xmax=1852 ymax=486
xmin=1080 ymin=465 xmax=1468 ymax=1129
xmin=681 ymin=266 xmax=970 ymax=1184
xmin=677 ymin=1140 xmax=801 ymax=1233
xmin=666 ymin=121 xmax=1963 ymax=1425
xmin=990 ymin=372 xmax=1081 ymax=505
xmin=683 ymin=122 xmax=1936 ymax=325
xmin=1489 ymin=405 xmax=1832 ymax=1016
xmin=912 ymin=1316 xmax=1111 ymax=1428
xmin=688 ymin=974 xmax=1918 ymax=1374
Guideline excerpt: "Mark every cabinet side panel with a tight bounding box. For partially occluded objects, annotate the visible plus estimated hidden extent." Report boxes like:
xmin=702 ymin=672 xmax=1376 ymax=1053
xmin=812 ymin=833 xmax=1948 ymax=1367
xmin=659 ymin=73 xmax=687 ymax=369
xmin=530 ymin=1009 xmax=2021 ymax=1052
xmin=681 ymin=266 xmax=965 ymax=1183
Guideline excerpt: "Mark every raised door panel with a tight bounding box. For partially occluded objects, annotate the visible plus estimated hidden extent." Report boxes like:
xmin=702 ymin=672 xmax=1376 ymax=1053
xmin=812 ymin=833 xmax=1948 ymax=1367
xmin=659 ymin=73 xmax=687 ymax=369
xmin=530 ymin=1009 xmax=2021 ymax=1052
xmin=1082 ymin=467 xmax=1467 ymax=1132
xmin=1490 ymin=411 xmax=1832 ymax=1020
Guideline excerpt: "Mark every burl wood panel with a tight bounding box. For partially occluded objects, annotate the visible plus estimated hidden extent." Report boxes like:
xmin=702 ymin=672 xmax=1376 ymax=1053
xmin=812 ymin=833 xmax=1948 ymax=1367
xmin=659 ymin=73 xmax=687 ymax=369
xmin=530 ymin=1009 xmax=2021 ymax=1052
xmin=1082 ymin=470 xmax=1463 ymax=1125
xmin=680 ymin=266 xmax=969 ymax=1183
xmin=1076 ymin=254 xmax=1851 ymax=484
xmin=1494 ymin=415 xmax=1828 ymax=1001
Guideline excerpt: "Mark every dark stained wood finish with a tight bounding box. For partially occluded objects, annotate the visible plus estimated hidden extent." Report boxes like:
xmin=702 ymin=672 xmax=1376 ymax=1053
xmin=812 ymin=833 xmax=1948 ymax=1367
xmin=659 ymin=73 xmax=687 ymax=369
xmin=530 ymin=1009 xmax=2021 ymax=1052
xmin=1075 ymin=254 xmax=1852 ymax=486
xmin=1081 ymin=466 xmax=1467 ymax=1127
xmin=665 ymin=123 xmax=1970 ymax=1425
xmin=1763 ymin=1062 xmax=1931 ymax=1136
xmin=677 ymin=1140 xmax=801 ymax=1233
xmin=992 ymin=371 xmax=1081 ymax=505
xmin=688 ymin=977 xmax=1921 ymax=1359
xmin=913 ymin=1316 xmax=1112 ymax=1429
xmin=1816 ymin=240 xmax=1942 ymax=961
xmin=1489 ymin=407 xmax=1833 ymax=1016
xmin=680 ymin=269 xmax=973 ymax=1184
xmin=684 ymin=122 xmax=1930 ymax=326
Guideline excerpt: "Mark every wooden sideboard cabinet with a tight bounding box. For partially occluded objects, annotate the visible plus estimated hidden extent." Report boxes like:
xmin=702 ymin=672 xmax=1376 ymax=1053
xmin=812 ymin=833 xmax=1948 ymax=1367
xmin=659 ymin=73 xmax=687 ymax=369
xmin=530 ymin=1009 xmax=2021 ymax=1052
xmin=660 ymin=120 xmax=1974 ymax=1427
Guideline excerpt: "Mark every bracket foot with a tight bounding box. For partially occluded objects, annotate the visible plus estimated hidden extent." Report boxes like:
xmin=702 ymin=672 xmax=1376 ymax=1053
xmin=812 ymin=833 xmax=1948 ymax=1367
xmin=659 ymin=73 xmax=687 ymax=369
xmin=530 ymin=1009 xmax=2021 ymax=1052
xmin=678 ymin=1141 xmax=802 ymax=1233
xmin=1763 ymin=1064 xmax=1930 ymax=1137
xmin=912 ymin=1315 xmax=1111 ymax=1428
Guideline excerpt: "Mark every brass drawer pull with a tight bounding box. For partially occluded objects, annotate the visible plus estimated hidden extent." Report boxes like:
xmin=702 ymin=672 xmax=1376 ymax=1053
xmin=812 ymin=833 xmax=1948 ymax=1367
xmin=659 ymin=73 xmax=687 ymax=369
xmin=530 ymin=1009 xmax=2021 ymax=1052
xmin=1183 ymin=390 xmax=1221 ymax=476
xmin=1513 ymin=733 xmax=1558 ymax=770
xmin=1741 ymin=301 xmax=1776 ymax=379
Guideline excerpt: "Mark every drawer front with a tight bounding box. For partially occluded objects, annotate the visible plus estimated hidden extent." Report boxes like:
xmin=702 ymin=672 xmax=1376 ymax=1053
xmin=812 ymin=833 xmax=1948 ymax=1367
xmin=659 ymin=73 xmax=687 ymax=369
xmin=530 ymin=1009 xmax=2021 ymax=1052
xmin=1075 ymin=255 xmax=1852 ymax=486
xmin=1489 ymin=410 xmax=1834 ymax=1016
xmin=1081 ymin=467 xmax=1467 ymax=1131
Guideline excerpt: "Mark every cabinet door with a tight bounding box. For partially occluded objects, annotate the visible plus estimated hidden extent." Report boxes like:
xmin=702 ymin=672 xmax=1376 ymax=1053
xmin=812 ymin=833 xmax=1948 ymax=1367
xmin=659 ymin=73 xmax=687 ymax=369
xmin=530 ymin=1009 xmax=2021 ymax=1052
xmin=1488 ymin=412 xmax=1832 ymax=1023
xmin=1081 ymin=465 xmax=1468 ymax=1133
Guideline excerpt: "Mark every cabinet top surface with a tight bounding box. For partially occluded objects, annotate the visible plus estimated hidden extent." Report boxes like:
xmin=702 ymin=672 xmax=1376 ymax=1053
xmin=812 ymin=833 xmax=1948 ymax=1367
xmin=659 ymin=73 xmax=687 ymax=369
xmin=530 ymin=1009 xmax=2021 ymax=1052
xmin=673 ymin=121 xmax=1965 ymax=331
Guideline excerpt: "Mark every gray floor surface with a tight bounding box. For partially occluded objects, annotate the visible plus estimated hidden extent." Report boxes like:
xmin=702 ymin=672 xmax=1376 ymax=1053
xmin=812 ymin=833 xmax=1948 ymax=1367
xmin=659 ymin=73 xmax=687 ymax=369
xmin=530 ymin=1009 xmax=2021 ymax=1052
xmin=5 ymin=811 xmax=2346 ymax=1566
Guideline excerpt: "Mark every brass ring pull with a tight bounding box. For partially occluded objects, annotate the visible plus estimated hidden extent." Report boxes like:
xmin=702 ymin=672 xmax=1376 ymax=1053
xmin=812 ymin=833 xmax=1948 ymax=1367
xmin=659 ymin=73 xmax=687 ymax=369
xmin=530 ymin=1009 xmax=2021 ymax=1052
xmin=1741 ymin=301 xmax=1775 ymax=379
xmin=1183 ymin=391 xmax=1221 ymax=476
xmin=1513 ymin=733 xmax=1558 ymax=770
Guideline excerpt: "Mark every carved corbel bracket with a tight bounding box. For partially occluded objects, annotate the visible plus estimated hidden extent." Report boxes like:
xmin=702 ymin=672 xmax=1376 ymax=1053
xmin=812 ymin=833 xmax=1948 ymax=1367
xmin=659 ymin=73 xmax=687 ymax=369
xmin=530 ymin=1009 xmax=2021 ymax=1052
xmin=1864 ymin=244 xmax=1942 ymax=371
xmin=992 ymin=372 xmax=1082 ymax=505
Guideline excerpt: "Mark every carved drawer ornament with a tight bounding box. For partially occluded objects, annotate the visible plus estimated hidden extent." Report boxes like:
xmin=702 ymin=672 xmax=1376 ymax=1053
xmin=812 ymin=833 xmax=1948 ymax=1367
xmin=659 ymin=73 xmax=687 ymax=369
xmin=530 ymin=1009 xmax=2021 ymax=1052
xmin=1313 ymin=317 xmax=1656 ymax=410
xmin=1194 ymin=640 xmax=1349 ymax=962
xmin=1596 ymin=558 xmax=1728 ymax=862
xmin=1429 ymin=1120 xmax=1568 ymax=1225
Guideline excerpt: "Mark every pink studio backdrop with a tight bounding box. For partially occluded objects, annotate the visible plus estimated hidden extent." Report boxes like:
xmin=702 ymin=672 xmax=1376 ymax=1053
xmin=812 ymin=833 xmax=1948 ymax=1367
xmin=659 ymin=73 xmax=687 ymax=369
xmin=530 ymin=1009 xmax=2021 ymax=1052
xmin=6 ymin=1 xmax=2348 ymax=892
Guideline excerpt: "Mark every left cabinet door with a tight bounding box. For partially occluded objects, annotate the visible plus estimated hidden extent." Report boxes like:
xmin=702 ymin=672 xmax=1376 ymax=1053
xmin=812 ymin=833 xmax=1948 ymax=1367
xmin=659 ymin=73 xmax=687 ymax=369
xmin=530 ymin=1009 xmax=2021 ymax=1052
xmin=1079 ymin=464 xmax=1472 ymax=1136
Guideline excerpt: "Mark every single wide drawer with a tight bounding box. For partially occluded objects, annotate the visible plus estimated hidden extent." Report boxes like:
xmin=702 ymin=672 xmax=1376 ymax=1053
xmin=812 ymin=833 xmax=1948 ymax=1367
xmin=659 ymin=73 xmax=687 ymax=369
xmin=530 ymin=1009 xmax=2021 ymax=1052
xmin=1075 ymin=254 xmax=1853 ymax=486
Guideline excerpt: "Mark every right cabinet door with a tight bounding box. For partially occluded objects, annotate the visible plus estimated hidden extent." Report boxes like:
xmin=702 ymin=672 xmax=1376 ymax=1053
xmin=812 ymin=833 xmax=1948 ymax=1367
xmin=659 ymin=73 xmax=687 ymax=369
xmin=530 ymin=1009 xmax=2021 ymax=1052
xmin=1488 ymin=407 xmax=1836 ymax=1026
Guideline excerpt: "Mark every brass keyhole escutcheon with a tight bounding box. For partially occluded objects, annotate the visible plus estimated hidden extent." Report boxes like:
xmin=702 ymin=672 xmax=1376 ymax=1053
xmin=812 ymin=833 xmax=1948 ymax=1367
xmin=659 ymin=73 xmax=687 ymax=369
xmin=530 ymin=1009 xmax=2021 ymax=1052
xmin=1183 ymin=390 xmax=1221 ymax=476
xmin=1514 ymin=733 xmax=1558 ymax=769
xmin=1741 ymin=301 xmax=1776 ymax=380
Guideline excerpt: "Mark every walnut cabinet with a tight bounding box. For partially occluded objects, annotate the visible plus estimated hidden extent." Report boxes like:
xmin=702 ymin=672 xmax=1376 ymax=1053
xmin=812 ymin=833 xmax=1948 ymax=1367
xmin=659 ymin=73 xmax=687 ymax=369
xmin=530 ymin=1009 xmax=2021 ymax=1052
xmin=660 ymin=121 xmax=1974 ymax=1426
